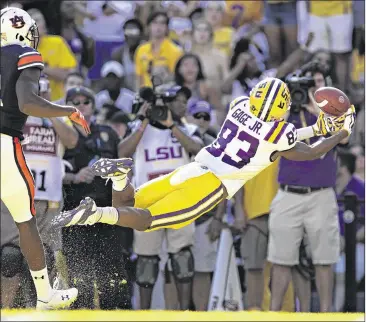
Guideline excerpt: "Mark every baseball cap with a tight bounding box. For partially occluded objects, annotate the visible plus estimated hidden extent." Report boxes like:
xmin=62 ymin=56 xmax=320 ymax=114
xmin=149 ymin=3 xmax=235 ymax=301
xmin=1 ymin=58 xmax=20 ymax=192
xmin=161 ymin=1 xmax=186 ymax=10
xmin=202 ymin=1 xmax=226 ymax=10
xmin=169 ymin=17 xmax=192 ymax=35
xmin=66 ymin=86 xmax=95 ymax=103
xmin=101 ymin=61 xmax=125 ymax=78
xmin=188 ymin=98 xmax=212 ymax=116
xmin=109 ymin=110 xmax=131 ymax=125
xmin=165 ymin=85 xmax=192 ymax=100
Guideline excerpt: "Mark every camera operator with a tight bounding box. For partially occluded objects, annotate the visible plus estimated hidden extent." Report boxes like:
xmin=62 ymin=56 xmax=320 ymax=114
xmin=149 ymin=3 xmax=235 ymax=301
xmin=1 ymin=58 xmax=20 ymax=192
xmin=268 ymin=64 xmax=347 ymax=312
xmin=61 ymin=86 xmax=132 ymax=309
xmin=118 ymin=84 xmax=203 ymax=310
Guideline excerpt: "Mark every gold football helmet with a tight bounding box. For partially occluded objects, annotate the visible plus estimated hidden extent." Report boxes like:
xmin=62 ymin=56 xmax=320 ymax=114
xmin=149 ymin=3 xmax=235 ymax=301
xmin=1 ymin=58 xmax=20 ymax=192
xmin=249 ymin=78 xmax=292 ymax=122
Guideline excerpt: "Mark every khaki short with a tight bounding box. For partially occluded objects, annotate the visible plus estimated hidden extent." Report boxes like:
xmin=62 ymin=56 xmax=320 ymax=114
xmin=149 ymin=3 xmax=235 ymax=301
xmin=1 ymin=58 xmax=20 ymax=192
xmin=241 ymin=215 xmax=269 ymax=270
xmin=192 ymin=218 xmax=218 ymax=272
xmin=134 ymin=222 xmax=195 ymax=256
xmin=267 ymin=188 xmax=340 ymax=266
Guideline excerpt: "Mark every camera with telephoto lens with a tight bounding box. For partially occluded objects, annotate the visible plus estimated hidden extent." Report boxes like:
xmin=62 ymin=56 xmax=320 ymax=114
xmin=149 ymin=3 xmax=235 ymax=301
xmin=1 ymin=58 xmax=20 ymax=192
xmin=285 ymin=76 xmax=315 ymax=113
xmin=132 ymin=76 xmax=186 ymax=122
xmin=285 ymin=60 xmax=330 ymax=113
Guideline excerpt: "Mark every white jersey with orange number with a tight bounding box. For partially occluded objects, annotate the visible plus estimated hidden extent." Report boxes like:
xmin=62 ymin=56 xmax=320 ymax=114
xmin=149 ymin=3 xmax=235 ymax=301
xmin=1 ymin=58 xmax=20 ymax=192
xmin=195 ymin=96 xmax=297 ymax=198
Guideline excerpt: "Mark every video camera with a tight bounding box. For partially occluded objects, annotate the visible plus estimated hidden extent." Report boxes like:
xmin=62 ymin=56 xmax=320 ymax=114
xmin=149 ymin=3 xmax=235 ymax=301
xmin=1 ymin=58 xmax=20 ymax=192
xmin=285 ymin=60 xmax=328 ymax=113
xmin=132 ymin=76 xmax=190 ymax=122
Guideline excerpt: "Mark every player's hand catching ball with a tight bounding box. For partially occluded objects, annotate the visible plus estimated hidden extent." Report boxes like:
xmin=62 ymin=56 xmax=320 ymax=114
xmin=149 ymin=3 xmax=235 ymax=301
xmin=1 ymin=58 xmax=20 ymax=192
xmin=312 ymin=111 xmax=330 ymax=136
xmin=341 ymin=105 xmax=356 ymax=136
xmin=69 ymin=108 xmax=91 ymax=134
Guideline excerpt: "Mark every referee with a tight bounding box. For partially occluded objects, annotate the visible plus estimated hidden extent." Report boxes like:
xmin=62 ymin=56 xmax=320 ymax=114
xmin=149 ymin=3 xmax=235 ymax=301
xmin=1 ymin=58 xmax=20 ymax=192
xmin=61 ymin=87 xmax=132 ymax=309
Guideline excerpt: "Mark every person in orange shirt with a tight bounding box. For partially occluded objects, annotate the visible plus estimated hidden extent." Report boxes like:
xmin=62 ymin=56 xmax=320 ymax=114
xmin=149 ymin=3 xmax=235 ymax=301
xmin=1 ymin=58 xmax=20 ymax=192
xmin=27 ymin=9 xmax=77 ymax=101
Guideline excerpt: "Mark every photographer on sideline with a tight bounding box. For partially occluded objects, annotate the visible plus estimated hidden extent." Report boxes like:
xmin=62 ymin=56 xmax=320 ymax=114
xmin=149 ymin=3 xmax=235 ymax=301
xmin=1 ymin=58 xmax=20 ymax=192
xmin=118 ymin=84 xmax=203 ymax=310
xmin=268 ymin=64 xmax=347 ymax=312
xmin=61 ymin=86 xmax=132 ymax=310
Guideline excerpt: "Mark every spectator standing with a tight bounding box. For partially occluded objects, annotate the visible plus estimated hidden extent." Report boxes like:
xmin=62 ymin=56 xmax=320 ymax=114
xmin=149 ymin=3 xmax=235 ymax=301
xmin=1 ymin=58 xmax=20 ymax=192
xmin=54 ymin=72 xmax=85 ymax=105
xmin=174 ymin=53 xmax=224 ymax=127
xmin=111 ymin=18 xmax=145 ymax=91
xmin=82 ymin=1 xmax=135 ymax=40
xmin=27 ymin=8 xmax=78 ymax=101
xmin=104 ymin=110 xmax=131 ymax=140
xmin=134 ymin=11 xmax=183 ymax=89
xmin=59 ymin=1 xmax=95 ymax=74
xmin=184 ymin=99 xmax=224 ymax=311
xmin=306 ymin=0 xmax=354 ymax=92
xmin=189 ymin=20 xmax=228 ymax=93
xmin=95 ymin=61 xmax=135 ymax=113
xmin=263 ymin=0 xmax=298 ymax=69
xmin=118 ymin=85 xmax=202 ymax=310
xmin=333 ymin=150 xmax=365 ymax=311
xmin=203 ymin=1 xmax=234 ymax=57
xmin=268 ymin=70 xmax=343 ymax=312
xmin=61 ymin=87 xmax=132 ymax=309
xmin=168 ymin=17 xmax=193 ymax=49
xmin=223 ymin=0 xmax=263 ymax=30
xmin=240 ymin=159 xmax=279 ymax=310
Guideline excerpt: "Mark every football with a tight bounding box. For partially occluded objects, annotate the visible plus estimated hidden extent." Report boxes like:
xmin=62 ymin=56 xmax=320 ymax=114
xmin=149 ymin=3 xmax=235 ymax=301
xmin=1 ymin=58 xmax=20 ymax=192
xmin=314 ymin=87 xmax=350 ymax=117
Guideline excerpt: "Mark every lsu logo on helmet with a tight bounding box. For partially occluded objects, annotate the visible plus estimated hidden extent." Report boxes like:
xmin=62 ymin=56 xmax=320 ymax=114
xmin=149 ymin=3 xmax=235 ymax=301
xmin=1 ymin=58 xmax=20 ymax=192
xmin=249 ymin=78 xmax=291 ymax=122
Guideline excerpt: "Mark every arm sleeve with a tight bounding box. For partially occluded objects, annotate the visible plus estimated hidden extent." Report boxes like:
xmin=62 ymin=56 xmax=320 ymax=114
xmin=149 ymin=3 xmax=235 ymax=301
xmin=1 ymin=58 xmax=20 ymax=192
xmin=17 ymin=49 xmax=44 ymax=71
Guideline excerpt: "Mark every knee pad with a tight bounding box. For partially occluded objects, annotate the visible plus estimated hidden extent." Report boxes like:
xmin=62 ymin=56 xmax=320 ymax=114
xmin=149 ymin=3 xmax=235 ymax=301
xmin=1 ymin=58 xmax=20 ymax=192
xmin=135 ymin=255 xmax=160 ymax=288
xmin=1 ymin=244 xmax=25 ymax=278
xmin=170 ymin=246 xmax=194 ymax=283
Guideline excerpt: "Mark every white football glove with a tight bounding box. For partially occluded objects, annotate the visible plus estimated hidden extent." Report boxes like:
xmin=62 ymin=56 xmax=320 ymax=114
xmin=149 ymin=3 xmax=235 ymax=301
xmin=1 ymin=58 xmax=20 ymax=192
xmin=341 ymin=105 xmax=356 ymax=136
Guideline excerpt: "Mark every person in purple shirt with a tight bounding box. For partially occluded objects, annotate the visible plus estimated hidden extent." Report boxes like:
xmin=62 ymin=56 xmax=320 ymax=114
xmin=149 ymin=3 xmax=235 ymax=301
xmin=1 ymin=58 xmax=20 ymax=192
xmin=333 ymin=149 xmax=365 ymax=311
xmin=268 ymin=70 xmax=345 ymax=312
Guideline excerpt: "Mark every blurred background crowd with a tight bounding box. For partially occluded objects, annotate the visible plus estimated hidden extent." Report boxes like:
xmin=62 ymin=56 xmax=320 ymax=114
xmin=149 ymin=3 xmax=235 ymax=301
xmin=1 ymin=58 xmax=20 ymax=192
xmin=0 ymin=0 xmax=364 ymax=313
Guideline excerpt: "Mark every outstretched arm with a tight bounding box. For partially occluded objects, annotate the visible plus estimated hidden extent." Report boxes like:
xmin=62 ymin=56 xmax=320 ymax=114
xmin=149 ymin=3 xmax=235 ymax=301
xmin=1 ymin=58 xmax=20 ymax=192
xmin=277 ymin=129 xmax=348 ymax=161
xmin=16 ymin=68 xmax=75 ymax=117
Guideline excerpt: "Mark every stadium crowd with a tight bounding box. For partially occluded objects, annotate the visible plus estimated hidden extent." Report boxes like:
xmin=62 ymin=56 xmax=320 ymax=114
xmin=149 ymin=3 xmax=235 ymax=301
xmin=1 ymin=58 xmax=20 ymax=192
xmin=1 ymin=0 xmax=364 ymax=312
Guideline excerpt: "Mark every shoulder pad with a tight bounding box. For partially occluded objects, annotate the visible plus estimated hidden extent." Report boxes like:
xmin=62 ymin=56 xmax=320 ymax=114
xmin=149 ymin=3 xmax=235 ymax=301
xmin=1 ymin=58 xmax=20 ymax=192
xmin=17 ymin=46 xmax=43 ymax=71
xmin=229 ymin=96 xmax=249 ymax=110
xmin=270 ymin=122 xmax=297 ymax=151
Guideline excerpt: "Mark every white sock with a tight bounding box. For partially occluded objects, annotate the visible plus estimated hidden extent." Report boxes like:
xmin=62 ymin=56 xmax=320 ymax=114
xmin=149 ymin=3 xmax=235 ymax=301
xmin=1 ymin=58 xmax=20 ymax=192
xmin=95 ymin=207 xmax=119 ymax=225
xmin=111 ymin=175 xmax=128 ymax=192
xmin=30 ymin=267 xmax=53 ymax=302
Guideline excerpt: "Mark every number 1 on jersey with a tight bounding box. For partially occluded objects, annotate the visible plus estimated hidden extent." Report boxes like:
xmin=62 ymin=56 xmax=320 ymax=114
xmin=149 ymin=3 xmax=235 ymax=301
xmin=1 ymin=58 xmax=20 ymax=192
xmin=206 ymin=120 xmax=259 ymax=169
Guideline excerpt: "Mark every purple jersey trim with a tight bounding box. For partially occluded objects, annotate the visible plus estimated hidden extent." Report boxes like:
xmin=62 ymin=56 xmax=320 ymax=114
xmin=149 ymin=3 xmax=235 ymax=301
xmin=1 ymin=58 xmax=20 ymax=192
xmin=273 ymin=122 xmax=289 ymax=144
xmin=264 ymin=121 xmax=280 ymax=141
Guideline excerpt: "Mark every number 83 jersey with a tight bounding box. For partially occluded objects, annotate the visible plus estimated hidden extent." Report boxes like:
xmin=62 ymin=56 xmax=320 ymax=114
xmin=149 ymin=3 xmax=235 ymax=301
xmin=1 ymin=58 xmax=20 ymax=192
xmin=195 ymin=96 xmax=297 ymax=199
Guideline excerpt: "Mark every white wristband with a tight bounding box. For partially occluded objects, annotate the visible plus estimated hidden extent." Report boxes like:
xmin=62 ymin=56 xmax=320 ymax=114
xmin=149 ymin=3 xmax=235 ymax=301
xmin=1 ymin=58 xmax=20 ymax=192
xmin=297 ymin=126 xmax=316 ymax=141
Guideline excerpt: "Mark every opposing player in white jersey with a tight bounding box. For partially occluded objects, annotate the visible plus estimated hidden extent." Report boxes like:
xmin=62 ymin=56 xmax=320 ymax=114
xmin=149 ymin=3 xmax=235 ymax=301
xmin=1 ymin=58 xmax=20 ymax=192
xmin=53 ymin=78 xmax=355 ymax=233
